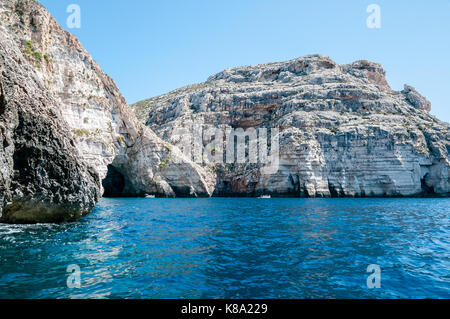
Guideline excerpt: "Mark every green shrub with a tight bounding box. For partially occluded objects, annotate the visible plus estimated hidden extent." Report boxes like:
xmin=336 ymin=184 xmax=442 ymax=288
xmin=72 ymin=129 xmax=91 ymax=137
xmin=159 ymin=157 xmax=171 ymax=169
xmin=25 ymin=40 xmax=32 ymax=55
xmin=33 ymin=52 xmax=42 ymax=60
xmin=329 ymin=126 xmax=339 ymax=135
xmin=117 ymin=135 xmax=126 ymax=147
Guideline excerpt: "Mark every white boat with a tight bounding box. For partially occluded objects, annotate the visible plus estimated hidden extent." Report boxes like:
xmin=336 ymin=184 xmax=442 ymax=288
xmin=145 ymin=195 xmax=156 ymax=198
xmin=259 ymin=195 xmax=271 ymax=199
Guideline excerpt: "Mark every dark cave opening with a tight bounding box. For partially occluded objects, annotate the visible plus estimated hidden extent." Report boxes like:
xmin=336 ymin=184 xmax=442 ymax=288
xmin=102 ymin=164 xmax=126 ymax=198
xmin=421 ymin=173 xmax=436 ymax=196
xmin=0 ymin=82 xmax=6 ymax=115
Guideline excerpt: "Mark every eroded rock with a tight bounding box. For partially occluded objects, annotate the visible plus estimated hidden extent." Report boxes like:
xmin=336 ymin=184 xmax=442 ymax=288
xmin=0 ymin=20 xmax=100 ymax=223
xmin=135 ymin=55 xmax=450 ymax=197
xmin=0 ymin=0 xmax=213 ymax=223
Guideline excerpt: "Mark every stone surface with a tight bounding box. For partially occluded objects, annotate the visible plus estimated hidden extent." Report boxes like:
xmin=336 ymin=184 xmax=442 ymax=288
xmin=0 ymin=4 xmax=100 ymax=223
xmin=134 ymin=55 xmax=450 ymax=197
xmin=0 ymin=0 xmax=213 ymax=223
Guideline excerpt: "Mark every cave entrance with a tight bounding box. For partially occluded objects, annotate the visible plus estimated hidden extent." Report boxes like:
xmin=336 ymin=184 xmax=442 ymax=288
xmin=102 ymin=164 xmax=126 ymax=197
xmin=421 ymin=173 xmax=436 ymax=196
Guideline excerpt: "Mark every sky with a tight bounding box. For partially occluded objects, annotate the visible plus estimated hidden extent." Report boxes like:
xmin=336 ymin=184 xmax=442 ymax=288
xmin=39 ymin=0 xmax=450 ymax=123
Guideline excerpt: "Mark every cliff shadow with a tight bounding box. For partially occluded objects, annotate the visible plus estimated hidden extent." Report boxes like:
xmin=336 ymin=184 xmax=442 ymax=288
xmin=102 ymin=164 xmax=126 ymax=198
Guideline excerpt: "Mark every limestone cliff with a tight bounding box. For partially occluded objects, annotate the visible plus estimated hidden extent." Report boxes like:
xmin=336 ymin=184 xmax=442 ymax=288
xmin=0 ymin=0 xmax=213 ymax=223
xmin=134 ymin=55 xmax=450 ymax=197
xmin=1 ymin=0 xmax=448 ymax=226
xmin=0 ymin=0 xmax=100 ymax=223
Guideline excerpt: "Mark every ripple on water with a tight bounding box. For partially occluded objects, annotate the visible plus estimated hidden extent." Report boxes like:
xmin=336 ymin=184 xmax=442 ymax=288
xmin=0 ymin=197 xmax=449 ymax=299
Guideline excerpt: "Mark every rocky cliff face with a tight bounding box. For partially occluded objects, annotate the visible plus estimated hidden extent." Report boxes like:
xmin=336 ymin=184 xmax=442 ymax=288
xmin=134 ymin=55 xmax=450 ymax=197
xmin=0 ymin=0 xmax=213 ymax=223
xmin=0 ymin=0 xmax=100 ymax=223
xmin=1 ymin=1 xmax=448 ymax=225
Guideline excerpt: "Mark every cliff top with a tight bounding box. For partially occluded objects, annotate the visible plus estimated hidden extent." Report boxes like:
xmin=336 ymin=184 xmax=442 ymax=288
xmin=132 ymin=54 xmax=433 ymax=124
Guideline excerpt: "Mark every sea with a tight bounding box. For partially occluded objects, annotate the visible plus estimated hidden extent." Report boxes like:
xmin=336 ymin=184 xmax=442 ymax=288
xmin=0 ymin=198 xmax=448 ymax=299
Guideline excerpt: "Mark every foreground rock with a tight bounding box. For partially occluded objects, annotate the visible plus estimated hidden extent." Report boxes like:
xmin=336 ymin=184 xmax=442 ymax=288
xmin=0 ymin=0 xmax=213 ymax=223
xmin=0 ymin=11 xmax=100 ymax=222
xmin=134 ymin=55 xmax=450 ymax=197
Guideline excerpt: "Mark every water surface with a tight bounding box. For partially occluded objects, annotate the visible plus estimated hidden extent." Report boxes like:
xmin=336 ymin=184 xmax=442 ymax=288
xmin=0 ymin=198 xmax=449 ymax=298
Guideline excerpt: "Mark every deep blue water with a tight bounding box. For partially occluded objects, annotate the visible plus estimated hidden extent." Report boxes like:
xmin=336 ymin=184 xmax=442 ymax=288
xmin=0 ymin=198 xmax=449 ymax=299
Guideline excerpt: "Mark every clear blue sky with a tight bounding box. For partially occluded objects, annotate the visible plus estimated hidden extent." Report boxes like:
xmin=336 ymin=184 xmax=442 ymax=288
xmin=39 ymin=0 xmax=450 ymax=123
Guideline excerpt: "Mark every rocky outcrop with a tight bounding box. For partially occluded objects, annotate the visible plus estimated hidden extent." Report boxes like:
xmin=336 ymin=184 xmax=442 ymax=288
xmin=0 ymin=0 xmax=213 ymax=223
xmin=0 ymin=13 xmax=100 ymax=223
xmin=402 ymin=84 xmax=432 ymax=112
xmin=134 ymin=55 xmax=450 ymax=197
